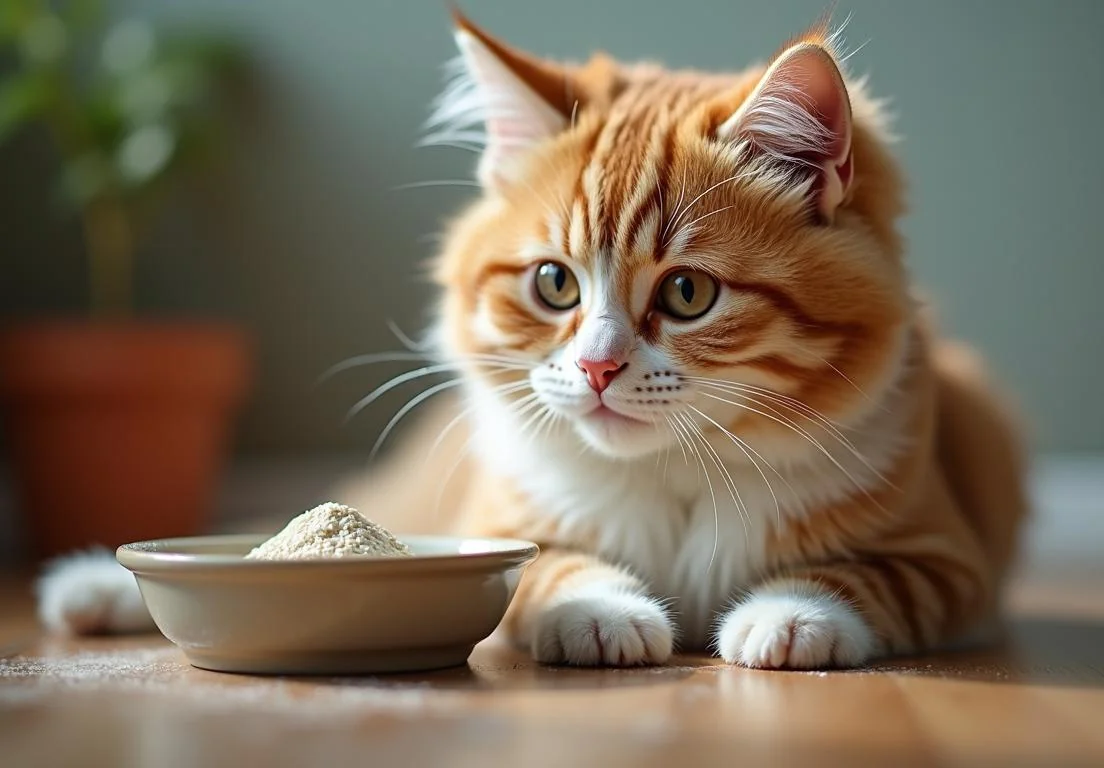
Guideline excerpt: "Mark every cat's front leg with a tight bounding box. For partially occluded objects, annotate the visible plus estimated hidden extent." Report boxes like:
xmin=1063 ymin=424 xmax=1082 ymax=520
xmin=505 ymin=549 xmax=674 ymax=667
xmin=715 ymin=550 xmax=987 ymax=670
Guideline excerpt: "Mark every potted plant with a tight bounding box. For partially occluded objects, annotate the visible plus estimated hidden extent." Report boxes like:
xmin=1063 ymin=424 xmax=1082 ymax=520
xmin=0 ymin=1 xmax=251 ymax=560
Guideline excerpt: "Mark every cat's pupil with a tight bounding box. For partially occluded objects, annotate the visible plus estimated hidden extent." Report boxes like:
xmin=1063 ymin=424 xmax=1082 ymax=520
xmin=678 ymin=276 xmax=694 ymax=304
xmin=554 ymin=267 xmax=566 ymax=292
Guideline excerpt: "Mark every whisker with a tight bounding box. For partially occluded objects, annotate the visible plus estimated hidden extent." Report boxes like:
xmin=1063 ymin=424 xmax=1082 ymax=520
xmin=386 ymin=318 xmax=432 ymax=353
xmin=433 ymin=433 xmax=475 ymax=523
xmin=426 ymin=391 xmax=538 ymax=466
xmin=516 ymin=400 xmax=552 ymax=444
xmin=533 ymin=408 xmax=560 ymax=443
xmin=370 ymin=379 xmax=460 ymax=459
xmin=372 ymin=378 xmax=530 ymax=461
xmin=393 ymin=180 xmax=483 ymax=191
xmin=660 ymin=166 xmax=688 ymax=242
xmin=318 ymin=352 xmax=440 ymax=386
xmin=663 ymin=205 xmax=736 ymax=249
xmin=698 ymin=390 xmax=890 ymax=509
xmin=416 ymin=140 xmax=484 ymax=154
xmin=662 ymin=416 xmax=688 ymax=469
xmin=416 ymin=130 xmax=489 ymax=147
xmin=319 ymin=351 xmax=531 ymax=386
xmin=685 ymin=376 xmax=848 ymax=430
xmin=691 ymin=380 xmax=893 ymax=488
xmin=687 ymin=404 xmax=783 ymax=528
xmin=688 ymin=378 xmax=857 ymax=451
xmin=673 ymin=412 xmax=720 ymax=572
xmin=663 ymin=171 xmax=751 ymax=242
xmin=344 ymin=363 xmax=523 ymax=424
xmin=788 ymin=341 xmax=881 ymax=406
xmin=683 ymin=411 xmax=750 ymax=544
xmin=667 ymin=413 xmax=697 ymax=477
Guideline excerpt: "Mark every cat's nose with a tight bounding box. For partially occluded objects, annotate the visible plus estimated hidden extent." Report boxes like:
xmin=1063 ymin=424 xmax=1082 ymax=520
xmin=577 ymin=358 xmax=627 ymax=394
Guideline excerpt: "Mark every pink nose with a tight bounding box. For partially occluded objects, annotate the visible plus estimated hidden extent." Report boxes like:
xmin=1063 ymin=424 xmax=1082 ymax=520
xmin=577 ymin=359 xmax=626 ymax=394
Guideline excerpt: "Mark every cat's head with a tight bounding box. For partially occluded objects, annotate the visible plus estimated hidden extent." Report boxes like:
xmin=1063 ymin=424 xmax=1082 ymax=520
xmin=430 ymin=12 xmax=911 ymax=460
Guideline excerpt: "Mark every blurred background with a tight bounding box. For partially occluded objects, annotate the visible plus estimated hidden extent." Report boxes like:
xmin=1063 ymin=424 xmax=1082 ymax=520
xmin=1 ymin=0 xmax=1101 ymax=566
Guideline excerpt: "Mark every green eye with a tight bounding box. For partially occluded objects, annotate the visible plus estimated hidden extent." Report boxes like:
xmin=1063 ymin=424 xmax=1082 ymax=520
xmin=534 ymin=262 xmax=580 ymax=310
xmin=657 ymin=270 xmax=718 ymax=320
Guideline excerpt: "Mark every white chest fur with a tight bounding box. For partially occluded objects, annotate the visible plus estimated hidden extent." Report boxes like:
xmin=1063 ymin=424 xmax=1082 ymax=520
xmin=468 ymin=382 xmax=906 ymax=649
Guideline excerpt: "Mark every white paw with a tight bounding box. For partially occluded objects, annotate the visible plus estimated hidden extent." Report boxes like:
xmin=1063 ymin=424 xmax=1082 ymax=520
xmin=531 ymin=585 xmax=674 ymax=667
xmin=717 ymin=582 xmax=875 ymax=669
xmin=36 ymin=550 xmax=155 ymax=635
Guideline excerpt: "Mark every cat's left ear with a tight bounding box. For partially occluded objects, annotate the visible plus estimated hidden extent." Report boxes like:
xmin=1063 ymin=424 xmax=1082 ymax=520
xmin=716 ymin=42 xmax=853 ymax=223
xmin=430 ymin=10 xmax=580 ymax=189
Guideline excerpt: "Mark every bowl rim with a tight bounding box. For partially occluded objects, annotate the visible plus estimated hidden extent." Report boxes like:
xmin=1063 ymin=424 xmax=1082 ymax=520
xmin=116 ymin=533 xmax=540 ymax=575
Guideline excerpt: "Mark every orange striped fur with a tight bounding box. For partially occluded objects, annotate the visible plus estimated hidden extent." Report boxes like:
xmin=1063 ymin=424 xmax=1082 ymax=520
xmin=343 ymin=13 xmax=1028 ymax=669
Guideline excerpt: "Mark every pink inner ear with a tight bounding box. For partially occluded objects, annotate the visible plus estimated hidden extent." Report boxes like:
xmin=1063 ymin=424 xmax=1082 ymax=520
xmin=766 ymin=44 xmax=852 ymax=166
xmin=721 ymin=43 xmax=854 ymax=220
xmin=836 ymin=149 xmax=853 ymax=189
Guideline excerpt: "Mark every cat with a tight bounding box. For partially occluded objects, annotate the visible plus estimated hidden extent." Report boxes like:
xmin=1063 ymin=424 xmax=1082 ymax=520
xmin=38 ymin=11 xmax=1028 ymax=670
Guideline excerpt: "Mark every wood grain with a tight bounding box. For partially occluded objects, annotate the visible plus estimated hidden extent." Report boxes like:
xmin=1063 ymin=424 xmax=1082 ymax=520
xmin=2 ymin=566 xmax=1104 ymax=768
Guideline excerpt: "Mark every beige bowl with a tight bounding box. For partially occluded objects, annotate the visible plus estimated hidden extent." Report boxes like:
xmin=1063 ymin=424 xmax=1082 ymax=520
xmin=116 ymin=534 xmax=539 ymax=675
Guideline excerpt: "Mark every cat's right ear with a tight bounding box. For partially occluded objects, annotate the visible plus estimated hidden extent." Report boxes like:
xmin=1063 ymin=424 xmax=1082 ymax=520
xmin=424 ymin=9 xmax=580 ymax=189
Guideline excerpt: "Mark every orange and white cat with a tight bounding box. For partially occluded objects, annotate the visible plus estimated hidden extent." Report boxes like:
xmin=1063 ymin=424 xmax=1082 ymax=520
xmin=40 ymin=12 xmax=1027 ymax=670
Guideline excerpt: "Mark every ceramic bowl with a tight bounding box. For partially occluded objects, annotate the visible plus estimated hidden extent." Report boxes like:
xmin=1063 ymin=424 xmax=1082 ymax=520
xmin=116 ymin=534 xmax=539 ymax=675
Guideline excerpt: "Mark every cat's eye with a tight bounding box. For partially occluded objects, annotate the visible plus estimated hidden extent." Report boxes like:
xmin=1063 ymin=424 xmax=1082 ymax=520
xmin=656 ymin=270 xmax=718 ymax=320
xmin=533 ymin=262 xmax=580 ymax=311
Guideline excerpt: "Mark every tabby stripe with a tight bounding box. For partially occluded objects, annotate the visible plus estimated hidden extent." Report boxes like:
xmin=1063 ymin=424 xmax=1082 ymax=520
xmin=724 ymin=280 xmax=861 ymax=337
xmin=650 ymin=118 xmax=680 ymax=261
xmin=873 ymin=559 xmax=927 ymax=646
xmin=473 ymin=262 xmax=528 ymax=294
xmin=610 ymin=89 xmax=669 ymax=251
xmin=489 ymin=295 xmax=555 ymax=347
xmin=907 ymin=555 xmax=976 ymax=635
xmin=846 ymin=562 xmax=916 ymax=645
xmin=725 ymin=353 xmax=815 ymax=380
xmin=594 ymin=107 xmax=642 ymax=250
xmin=892 ymin=558 xmax=945 ymax=643
xmin=619 ymin=117 xmax=676 ymax=257
xmin=566 ymin=126 xmax=602 ymax=255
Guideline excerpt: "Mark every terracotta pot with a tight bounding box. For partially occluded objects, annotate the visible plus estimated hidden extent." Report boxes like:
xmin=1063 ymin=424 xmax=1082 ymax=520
xmin=0 ymin=322 xmax=252 ymax=561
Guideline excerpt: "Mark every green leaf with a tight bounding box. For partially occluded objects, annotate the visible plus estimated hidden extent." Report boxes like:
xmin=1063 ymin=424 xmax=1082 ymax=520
xmin=0 ymin=73 xmax=50 ymax=143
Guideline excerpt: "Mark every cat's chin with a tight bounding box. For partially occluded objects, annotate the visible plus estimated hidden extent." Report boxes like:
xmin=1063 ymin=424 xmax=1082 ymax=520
xmin=572 ymin=406 xmax=667 ymax=459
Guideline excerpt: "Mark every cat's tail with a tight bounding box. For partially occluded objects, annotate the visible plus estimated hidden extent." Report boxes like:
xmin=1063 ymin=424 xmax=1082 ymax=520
xmin=35 ymin=393 xmax=473 ymax=635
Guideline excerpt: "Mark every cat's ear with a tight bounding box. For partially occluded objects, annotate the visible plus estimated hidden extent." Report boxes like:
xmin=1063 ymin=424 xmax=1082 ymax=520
xmin=717 ymin=41 xmax=853 ymax=222
xmin=428 ymin=10 xmax=579 ymax=188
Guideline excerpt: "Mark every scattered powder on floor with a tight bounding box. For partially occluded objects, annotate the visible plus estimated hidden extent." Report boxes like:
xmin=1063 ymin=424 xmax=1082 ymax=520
xmin=245 ymin=502 xmax=413 ymax=560
xmin=0 ymin=648 xmax=455 ymax=718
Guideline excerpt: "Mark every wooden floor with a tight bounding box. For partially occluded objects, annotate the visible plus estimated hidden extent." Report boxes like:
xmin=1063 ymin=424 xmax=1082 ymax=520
xmin=2 ymin=566 xmax=1104 ymax=768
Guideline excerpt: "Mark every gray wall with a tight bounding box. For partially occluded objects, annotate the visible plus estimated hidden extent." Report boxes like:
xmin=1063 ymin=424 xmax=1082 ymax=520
xmin=2 ymin=0 xmax=1102 ymax=454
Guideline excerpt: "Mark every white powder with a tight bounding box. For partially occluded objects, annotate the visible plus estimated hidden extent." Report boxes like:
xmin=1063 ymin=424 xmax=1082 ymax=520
xmin=245 ymin=502 xmax=413 ymax=560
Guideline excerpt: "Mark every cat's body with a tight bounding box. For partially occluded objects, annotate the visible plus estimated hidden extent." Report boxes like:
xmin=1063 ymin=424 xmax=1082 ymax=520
xmin=39 ymin=13 xmax=1027 ymax=670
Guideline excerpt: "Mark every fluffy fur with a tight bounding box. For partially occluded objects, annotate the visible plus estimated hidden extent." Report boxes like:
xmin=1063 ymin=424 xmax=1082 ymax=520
xmin=39 ymin=13 xmax=1028 ymax=671
xmin=37 ymin=549 xmax=154 ymax=635
xmin=407 ymin=13 xmax=1028 ymax=668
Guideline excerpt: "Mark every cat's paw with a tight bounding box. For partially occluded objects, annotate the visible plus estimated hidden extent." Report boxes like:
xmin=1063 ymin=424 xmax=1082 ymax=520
xmin=717 ymin=581 xmax=875 ymax=670
xmin=36 ymin=550 xmax=155 ymax=635
xmin=531 ymin=585 xmax=674 ymax=667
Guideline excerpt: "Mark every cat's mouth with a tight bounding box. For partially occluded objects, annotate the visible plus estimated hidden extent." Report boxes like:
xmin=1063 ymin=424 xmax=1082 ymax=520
xmin=584 ymin=403 xmax=649 ymax=425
